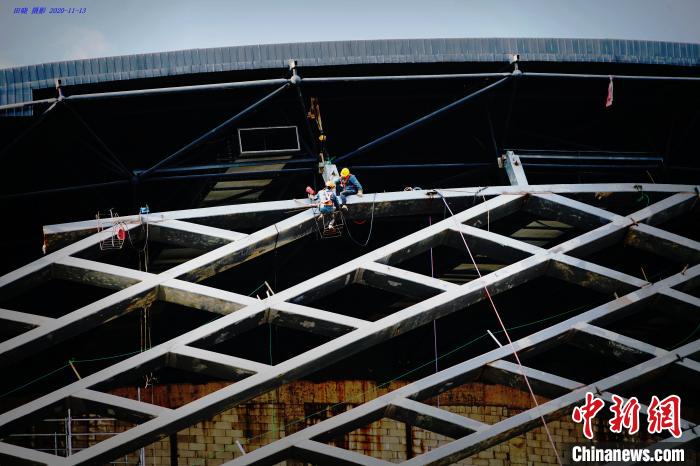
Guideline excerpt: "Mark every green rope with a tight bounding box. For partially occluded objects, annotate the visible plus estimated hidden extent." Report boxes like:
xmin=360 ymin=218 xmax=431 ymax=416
xmin=0 ymin=363 xmax=71 ymax=398
xmin=0 ymin=349 xmax=145 ymax=399
xmin=247 ymin=282 xmax=267 ymax=297
xmin=72 ymin=350 xmax=142 ymax=364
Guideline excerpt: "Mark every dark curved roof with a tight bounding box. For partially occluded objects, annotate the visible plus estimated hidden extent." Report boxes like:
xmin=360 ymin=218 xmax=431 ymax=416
xmin=1 ymin=38 xmax=699 ymax=108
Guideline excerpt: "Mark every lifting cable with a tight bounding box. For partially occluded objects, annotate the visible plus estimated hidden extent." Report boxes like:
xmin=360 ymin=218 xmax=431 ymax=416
xmin=340 ymin=193 xmax=377 ymax=247
xmin=433 ymin=189 xmax=562 ymax=465
xmin=129 ymin=214 xmax=155 ymax=389
xmin=429 ymin=214 xmax=440 ymax=407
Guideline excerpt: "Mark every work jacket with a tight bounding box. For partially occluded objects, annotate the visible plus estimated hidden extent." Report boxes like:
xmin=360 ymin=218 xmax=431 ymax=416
xmin=335 ymin=174 xmax=362 ymax=192
xmin=315 ymin=188 xmax=336 ymax=206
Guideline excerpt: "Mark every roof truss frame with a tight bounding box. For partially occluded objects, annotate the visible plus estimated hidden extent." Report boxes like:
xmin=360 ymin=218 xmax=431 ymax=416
xmin=0 ymin=182 xmax=698 ymax=465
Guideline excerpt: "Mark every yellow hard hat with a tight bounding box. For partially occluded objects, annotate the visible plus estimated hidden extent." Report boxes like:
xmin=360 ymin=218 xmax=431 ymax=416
xmin=341 ymin=168 xmax=350 ymax=177
xmin=326 ymin=180 xmax=335 ymax=188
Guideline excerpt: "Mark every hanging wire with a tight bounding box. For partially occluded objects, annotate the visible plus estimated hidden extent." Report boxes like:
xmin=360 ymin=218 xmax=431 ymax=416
xmin=0 ymin=349 xmax=141 ymax=399
xmin=434 ymin=190 xmax=562 ymax=465
xmin=341 ymin=193 xmax=377 ymax=247
xmin=269 ymin=321 xmax=278 ymax=439
xmin=428 ymin=214 xmax=440 ymax=408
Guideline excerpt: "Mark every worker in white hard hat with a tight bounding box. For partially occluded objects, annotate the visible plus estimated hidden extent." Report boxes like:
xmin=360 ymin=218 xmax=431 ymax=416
xmin=334 ymin=167 xmax=363 ymax=211
xmin=306 ymin=180 xmax=339 ymax=214
xmin=306 ymin=180 xmax=339 ymax=228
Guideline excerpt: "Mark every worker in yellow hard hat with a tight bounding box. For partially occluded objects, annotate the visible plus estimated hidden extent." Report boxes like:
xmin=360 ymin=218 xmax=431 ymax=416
xmin=334 ymin=167 xmax=363 ymax=211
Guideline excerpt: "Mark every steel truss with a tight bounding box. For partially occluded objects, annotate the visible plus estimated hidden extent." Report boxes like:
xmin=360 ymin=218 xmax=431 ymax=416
xmin=0 ymin=181 xmax=699 ymax=465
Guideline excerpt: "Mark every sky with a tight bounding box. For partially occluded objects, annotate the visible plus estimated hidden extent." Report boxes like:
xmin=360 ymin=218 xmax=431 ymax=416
xmin=1 ymin=0 xmax=699 ymax=69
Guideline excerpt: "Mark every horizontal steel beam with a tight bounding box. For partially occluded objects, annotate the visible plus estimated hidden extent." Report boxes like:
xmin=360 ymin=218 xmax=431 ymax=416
xmin=40 ymin=184 xmax=698 ymax=249
xmin=516 ymin=153 xmax=663 ymax=162
xmin=4 ymin=68 xmax=698 ymax=113
xmin=522 ymin=71 xmax=700 ymax=82
xmin=133 ymin=157 xmax=316 ymax=175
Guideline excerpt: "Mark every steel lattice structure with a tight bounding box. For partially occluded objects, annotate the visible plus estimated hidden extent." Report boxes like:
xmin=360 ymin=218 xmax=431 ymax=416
xmin=0 ymin=163 xmax=699 ymax=464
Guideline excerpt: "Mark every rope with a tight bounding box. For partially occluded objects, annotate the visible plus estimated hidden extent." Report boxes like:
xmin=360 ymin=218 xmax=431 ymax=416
xmin=269 ymin=321 xmax=277 ymax=439
xmin=0 ymin=350 xmax=141 ymax=399
xmin=434 ymin=190 xmax=562 ymax=466
xmin=247 ymin=282 xmax=267 ymax=297
xmin=127 ymin=215 xmax=150 ymax=272
xmin=341 ymin=193 xmax=377 ymax=247
xmin=272 ymin=224 xmax=280 ymax=292
xmin=429 ymin=215 xmax=440 ymax=407
xmin=0 ymin=364 xmax=71 ymax=398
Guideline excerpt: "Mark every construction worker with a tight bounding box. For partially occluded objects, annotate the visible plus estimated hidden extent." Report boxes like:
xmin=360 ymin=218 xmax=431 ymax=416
xmin=335 ymin=167 xmax=363 ymax=211
xmin=306 ymin=180 xmax=339 ymax=229
xmin=307 ymin=180 xmax=339 ymax=214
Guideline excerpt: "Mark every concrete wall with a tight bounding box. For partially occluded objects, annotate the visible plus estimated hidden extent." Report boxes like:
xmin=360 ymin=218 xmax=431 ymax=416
xmin=96 ymin=380 xmax=603 ymax=465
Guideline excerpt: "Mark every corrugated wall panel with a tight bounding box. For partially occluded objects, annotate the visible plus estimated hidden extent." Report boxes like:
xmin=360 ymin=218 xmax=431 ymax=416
xmin=2 ymin=38 xmax=699 ymax=115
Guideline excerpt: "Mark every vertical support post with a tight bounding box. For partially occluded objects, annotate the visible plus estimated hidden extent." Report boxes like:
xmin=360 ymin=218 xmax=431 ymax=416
xmin=169 ymin=433 xmax=178 ymax=466
xmin=138 ymin=387 xmax=146 ymax=466
xmin=66 ymin=409 xmax=72 ymax=457
xmin=321 ymin=163 xmax=339 ymax=184
xmin=502 ymin=150 xmax=528 ymax=186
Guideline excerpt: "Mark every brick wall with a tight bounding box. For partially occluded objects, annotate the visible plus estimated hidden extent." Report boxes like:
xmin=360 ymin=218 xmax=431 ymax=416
xmin=100 ymin=380 xmax=593 ymax=466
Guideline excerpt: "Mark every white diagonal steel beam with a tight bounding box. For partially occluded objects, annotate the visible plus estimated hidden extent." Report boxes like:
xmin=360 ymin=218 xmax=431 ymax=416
xmin=626 ymin=222 xmax=700 ymax=265
xmin=53 ymin=256 xmax=152 ymax=290
xmin=148 ymin=219 xmax=247 ymax=249
xmin=387 ymin=397 xmax=488 ymax=437
xmin=168 ymin=346 xmax=271 ymax=378
xmin=270 ymin=302 xmax=370 ymax=337
xmin=0 ymin=308 xmax=53 ymax=327
xmin=0 ymin=440 xmax=70 ymax=466
xmin=294 ymin=439 xmax=394 ymax=466
xmin=71 ymin=389 xmax=171 ymax=419
xmin=358 ymin=261 xmax=459 ymax=297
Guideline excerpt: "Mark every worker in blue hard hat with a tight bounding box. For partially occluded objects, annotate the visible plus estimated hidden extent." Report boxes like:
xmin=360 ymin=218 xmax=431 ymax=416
xmin=334 ymin=167 xmax=363 ymax=211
